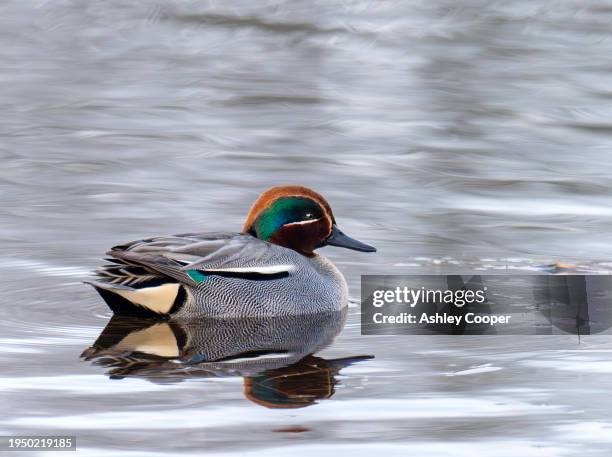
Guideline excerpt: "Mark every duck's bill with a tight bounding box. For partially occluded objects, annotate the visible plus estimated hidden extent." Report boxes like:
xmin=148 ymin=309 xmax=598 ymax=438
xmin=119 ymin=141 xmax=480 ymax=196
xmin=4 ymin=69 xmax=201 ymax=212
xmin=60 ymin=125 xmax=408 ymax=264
xmin=326 ymin=225 xmax=376 ymax=252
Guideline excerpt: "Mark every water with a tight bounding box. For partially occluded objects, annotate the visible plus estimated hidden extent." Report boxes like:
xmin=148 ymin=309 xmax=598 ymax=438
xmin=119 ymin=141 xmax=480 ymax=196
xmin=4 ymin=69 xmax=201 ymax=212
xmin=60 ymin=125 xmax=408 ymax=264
xmin=2 ymin=0 xmax=612 ymax=455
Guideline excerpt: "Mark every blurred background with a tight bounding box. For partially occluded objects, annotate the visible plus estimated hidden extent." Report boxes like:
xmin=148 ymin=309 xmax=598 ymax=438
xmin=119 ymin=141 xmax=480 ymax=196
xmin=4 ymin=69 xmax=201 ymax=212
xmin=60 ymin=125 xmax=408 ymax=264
xmin=3 ymin=0 xmax=612 ymax=266
xmin=3 ymin=1 xmax=612 ymax=456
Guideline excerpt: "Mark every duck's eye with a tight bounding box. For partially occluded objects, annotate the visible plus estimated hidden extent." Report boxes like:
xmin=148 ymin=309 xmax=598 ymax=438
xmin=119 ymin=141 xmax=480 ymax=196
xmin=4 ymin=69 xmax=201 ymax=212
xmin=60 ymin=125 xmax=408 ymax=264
xmin=305 ymin=213 xmax=315 ymax=219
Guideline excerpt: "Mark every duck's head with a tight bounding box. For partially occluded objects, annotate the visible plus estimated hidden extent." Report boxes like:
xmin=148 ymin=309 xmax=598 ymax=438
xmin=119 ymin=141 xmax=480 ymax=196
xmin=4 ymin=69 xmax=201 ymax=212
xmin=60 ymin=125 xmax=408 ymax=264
xmin=243 ymin=185 xmax=376 ymax=256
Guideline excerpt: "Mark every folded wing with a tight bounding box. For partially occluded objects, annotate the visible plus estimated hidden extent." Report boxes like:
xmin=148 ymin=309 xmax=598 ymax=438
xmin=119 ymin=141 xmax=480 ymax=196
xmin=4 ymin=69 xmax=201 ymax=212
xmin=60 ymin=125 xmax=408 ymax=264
xmin=88 ymin=232 xmax=293 ymax=317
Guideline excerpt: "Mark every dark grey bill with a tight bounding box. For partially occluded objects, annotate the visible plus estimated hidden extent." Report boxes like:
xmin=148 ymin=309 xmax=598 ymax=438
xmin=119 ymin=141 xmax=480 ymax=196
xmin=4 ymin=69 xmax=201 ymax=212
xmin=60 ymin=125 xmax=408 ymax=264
xmin=326 ymin=225 xmax=376 ymax=252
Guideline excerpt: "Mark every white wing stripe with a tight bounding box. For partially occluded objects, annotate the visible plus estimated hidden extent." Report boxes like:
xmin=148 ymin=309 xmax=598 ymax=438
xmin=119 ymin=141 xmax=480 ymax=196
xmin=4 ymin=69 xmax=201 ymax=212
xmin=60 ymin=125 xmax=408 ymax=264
xmin=199 ymin=265 xmax=294 ymax=275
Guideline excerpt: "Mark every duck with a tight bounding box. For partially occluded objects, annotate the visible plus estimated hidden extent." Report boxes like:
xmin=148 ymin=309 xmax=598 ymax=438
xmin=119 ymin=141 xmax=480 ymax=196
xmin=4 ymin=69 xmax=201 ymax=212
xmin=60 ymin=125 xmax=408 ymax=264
xmin=87 ymin=185 xmax=376 ymax=318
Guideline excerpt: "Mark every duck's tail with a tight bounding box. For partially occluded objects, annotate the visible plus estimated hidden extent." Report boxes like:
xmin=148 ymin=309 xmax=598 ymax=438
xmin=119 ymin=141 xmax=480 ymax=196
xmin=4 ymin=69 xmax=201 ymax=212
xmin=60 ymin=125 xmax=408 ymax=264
xmin=85 ymin=280 xmax=187 ymax=318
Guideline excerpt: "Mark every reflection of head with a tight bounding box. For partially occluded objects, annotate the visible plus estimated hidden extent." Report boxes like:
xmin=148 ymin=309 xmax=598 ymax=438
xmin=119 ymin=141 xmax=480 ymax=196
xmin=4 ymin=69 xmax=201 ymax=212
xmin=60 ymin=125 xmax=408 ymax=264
xmin=243 ymin=355 xmax=373 ymax=409
xmin=243 ymin=355 xmax=334 ymax=409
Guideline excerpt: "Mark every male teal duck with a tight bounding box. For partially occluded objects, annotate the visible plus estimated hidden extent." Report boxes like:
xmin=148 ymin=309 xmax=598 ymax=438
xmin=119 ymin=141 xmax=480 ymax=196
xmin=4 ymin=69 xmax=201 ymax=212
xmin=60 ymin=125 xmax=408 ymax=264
xmin=87 ymin=185 xmax=376 ymax=318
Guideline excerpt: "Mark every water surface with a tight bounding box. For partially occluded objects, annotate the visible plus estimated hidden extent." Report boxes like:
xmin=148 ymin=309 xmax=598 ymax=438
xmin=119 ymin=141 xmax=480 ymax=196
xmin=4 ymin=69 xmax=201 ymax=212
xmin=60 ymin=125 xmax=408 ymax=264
xmin=2 ymin=1 xmax=612 ymax=455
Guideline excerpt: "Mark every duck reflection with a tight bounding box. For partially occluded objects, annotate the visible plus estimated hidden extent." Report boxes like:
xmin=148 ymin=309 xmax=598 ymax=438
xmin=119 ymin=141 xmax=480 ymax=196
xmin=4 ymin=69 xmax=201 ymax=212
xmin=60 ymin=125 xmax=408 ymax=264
xmin=82 ymin=308 xmax=372 ymax=408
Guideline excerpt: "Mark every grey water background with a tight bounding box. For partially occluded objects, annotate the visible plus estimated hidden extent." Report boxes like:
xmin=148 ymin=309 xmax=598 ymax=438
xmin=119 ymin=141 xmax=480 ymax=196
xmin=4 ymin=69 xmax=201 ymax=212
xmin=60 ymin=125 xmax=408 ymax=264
xmin=2 ymin=0 xmax=612 ymax=455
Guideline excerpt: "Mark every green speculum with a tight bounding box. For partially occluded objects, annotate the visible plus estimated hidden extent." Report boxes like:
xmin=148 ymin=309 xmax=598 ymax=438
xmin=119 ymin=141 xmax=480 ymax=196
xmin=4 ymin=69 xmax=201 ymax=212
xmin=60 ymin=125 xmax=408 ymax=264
xmin=187 ymin=270 xmax=208 ymax=283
